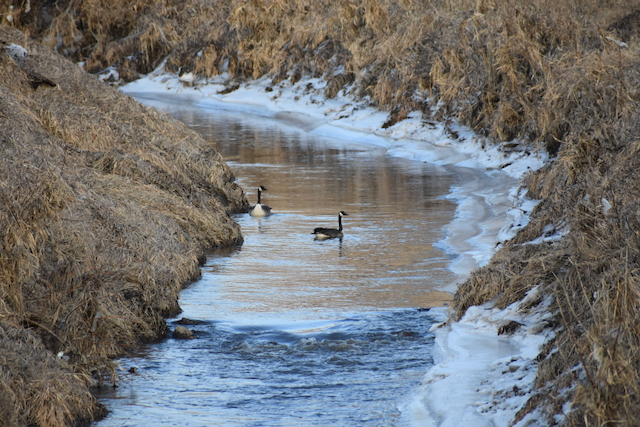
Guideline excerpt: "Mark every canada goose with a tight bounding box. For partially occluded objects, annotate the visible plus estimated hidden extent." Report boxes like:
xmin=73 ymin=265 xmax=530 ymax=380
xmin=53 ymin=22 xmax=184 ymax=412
xmin=312 ymin=211 xmax=348 ymax=240
xmin=249 ymin=186 xmax=272 ymax=216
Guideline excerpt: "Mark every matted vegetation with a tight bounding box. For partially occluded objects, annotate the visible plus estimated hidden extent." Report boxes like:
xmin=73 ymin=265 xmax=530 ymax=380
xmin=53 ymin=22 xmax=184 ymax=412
xmin=0 ymin=23 xmax=247 ymax=426
xmin=3 ymin=0 xmax=640 ymax=426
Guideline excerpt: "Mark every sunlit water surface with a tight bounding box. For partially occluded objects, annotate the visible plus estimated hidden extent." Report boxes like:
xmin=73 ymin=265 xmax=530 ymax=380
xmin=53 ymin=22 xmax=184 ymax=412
xmin=93 ymin=95 xmax=460 ymax=426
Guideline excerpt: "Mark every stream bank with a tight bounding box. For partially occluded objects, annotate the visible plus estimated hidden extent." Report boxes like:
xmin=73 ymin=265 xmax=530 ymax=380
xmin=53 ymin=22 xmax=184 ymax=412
xmin=0 ymin=26 xmax=246 ymax=427
xmin=3 ymin=0 xmax=640 ymax=424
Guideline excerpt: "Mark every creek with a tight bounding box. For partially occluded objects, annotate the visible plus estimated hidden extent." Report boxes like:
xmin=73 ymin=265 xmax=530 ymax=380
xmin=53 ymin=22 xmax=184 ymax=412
xmin=93 ymin=95 xmax=510 ymax=426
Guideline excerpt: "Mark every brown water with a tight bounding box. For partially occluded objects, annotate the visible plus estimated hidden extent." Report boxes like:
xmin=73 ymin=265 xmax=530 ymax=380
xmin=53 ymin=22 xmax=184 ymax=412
xmin=93 ymin=95 xmax=462 ymax=426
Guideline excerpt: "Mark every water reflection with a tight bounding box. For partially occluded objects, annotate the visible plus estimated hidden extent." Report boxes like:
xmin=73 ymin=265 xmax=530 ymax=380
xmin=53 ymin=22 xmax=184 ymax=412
xmin=130 ymin=96 xmax=459 ymax=316
xmin=94 ymin=95 xmax=460 ymax=426
xmin=222 ymin=172 xmax=452 ymax=313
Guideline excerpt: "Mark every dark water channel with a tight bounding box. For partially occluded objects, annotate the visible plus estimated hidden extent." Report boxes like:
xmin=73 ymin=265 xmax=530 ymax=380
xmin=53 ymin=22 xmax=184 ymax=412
xmin=93 ymin=96 xmax=460 ymax=426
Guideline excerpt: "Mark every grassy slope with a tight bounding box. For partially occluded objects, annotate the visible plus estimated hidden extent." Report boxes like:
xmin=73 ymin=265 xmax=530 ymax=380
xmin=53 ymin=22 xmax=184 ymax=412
xmin=0 ymin=24 xmax=247 ymax=427
xmin=3 ymin=0 xmax=640 ymax=425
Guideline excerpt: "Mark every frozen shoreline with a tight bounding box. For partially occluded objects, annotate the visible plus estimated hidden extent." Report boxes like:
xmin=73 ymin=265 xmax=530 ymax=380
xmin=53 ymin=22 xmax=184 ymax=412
xmin=121 ymin=71 xmax=554 ymax=426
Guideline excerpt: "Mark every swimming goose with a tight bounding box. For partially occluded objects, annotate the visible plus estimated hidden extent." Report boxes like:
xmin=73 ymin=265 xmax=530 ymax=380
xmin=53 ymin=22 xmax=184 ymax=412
xmin=249 ymin=186 xmax=272 ymax=216
xmin=312 ymin=211 xmax=348 ymax=240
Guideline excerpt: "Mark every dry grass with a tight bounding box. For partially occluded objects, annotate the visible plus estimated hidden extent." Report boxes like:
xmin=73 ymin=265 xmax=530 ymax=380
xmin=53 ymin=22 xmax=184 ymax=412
xmin=0 ymin=320 xmax=105 ymax=427
xmin=453 ymin=113 xmax=640 ymax=425
xmin=0 ymin=24 xmax=247 ymax=426
xmin=4 ymin=0 xmax=627 ymax=146
xmin=3 ymin=1 xmax=640 ymax=426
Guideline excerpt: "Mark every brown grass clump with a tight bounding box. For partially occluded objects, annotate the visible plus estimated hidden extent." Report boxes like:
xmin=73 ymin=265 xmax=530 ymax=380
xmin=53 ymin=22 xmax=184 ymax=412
xmin=0 ymin=320 xmax=105 ymax=427
xmin=0 ymin=25 xmax=247 ymax=426
xmin=2 ymin=0 xmax=633 ymax=151
xmin=4 ymin=1 xmax=640 ymax=426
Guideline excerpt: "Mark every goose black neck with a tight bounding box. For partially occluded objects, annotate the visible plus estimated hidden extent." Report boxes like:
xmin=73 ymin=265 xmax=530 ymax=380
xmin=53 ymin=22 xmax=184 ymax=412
xmin=257 ymin=189 xmax=262 ymax=204
xmin=338 ymin=214 xmax=343 ymax=231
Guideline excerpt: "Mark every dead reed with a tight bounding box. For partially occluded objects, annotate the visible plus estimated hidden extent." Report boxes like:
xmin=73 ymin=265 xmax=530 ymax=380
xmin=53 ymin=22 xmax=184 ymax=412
xmin=454 ymin=113 xmax=640 ymax=425
xmin=3 ymin=0 xmax=640 ymax=425
xmin=0 ymin=24 xmax=247 ymax=426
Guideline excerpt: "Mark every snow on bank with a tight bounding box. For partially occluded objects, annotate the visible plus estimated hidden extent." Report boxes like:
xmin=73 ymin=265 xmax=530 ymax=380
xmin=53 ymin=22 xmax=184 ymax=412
xmin=122 ymin=70 xmax=547 ymax=286
xmin=121 ymin=70 xmax=554 ymax=426
xmin=121 ymin=70 xmax=547 ymax=178
xmin=405 ymin=287 xmax=554 ymax=427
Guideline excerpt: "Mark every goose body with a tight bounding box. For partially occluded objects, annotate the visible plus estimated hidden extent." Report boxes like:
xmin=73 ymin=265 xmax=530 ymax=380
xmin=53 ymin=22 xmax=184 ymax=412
xmin=313 ymin=211 xmax=348 ymax=240
xmin=249 ymin=186 xmax=272 ymax=216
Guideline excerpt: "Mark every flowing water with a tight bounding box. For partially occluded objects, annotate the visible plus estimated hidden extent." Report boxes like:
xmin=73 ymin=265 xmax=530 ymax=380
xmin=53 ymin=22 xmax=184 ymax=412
xmin=93 ymin=95 xmax=464 ymax=426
